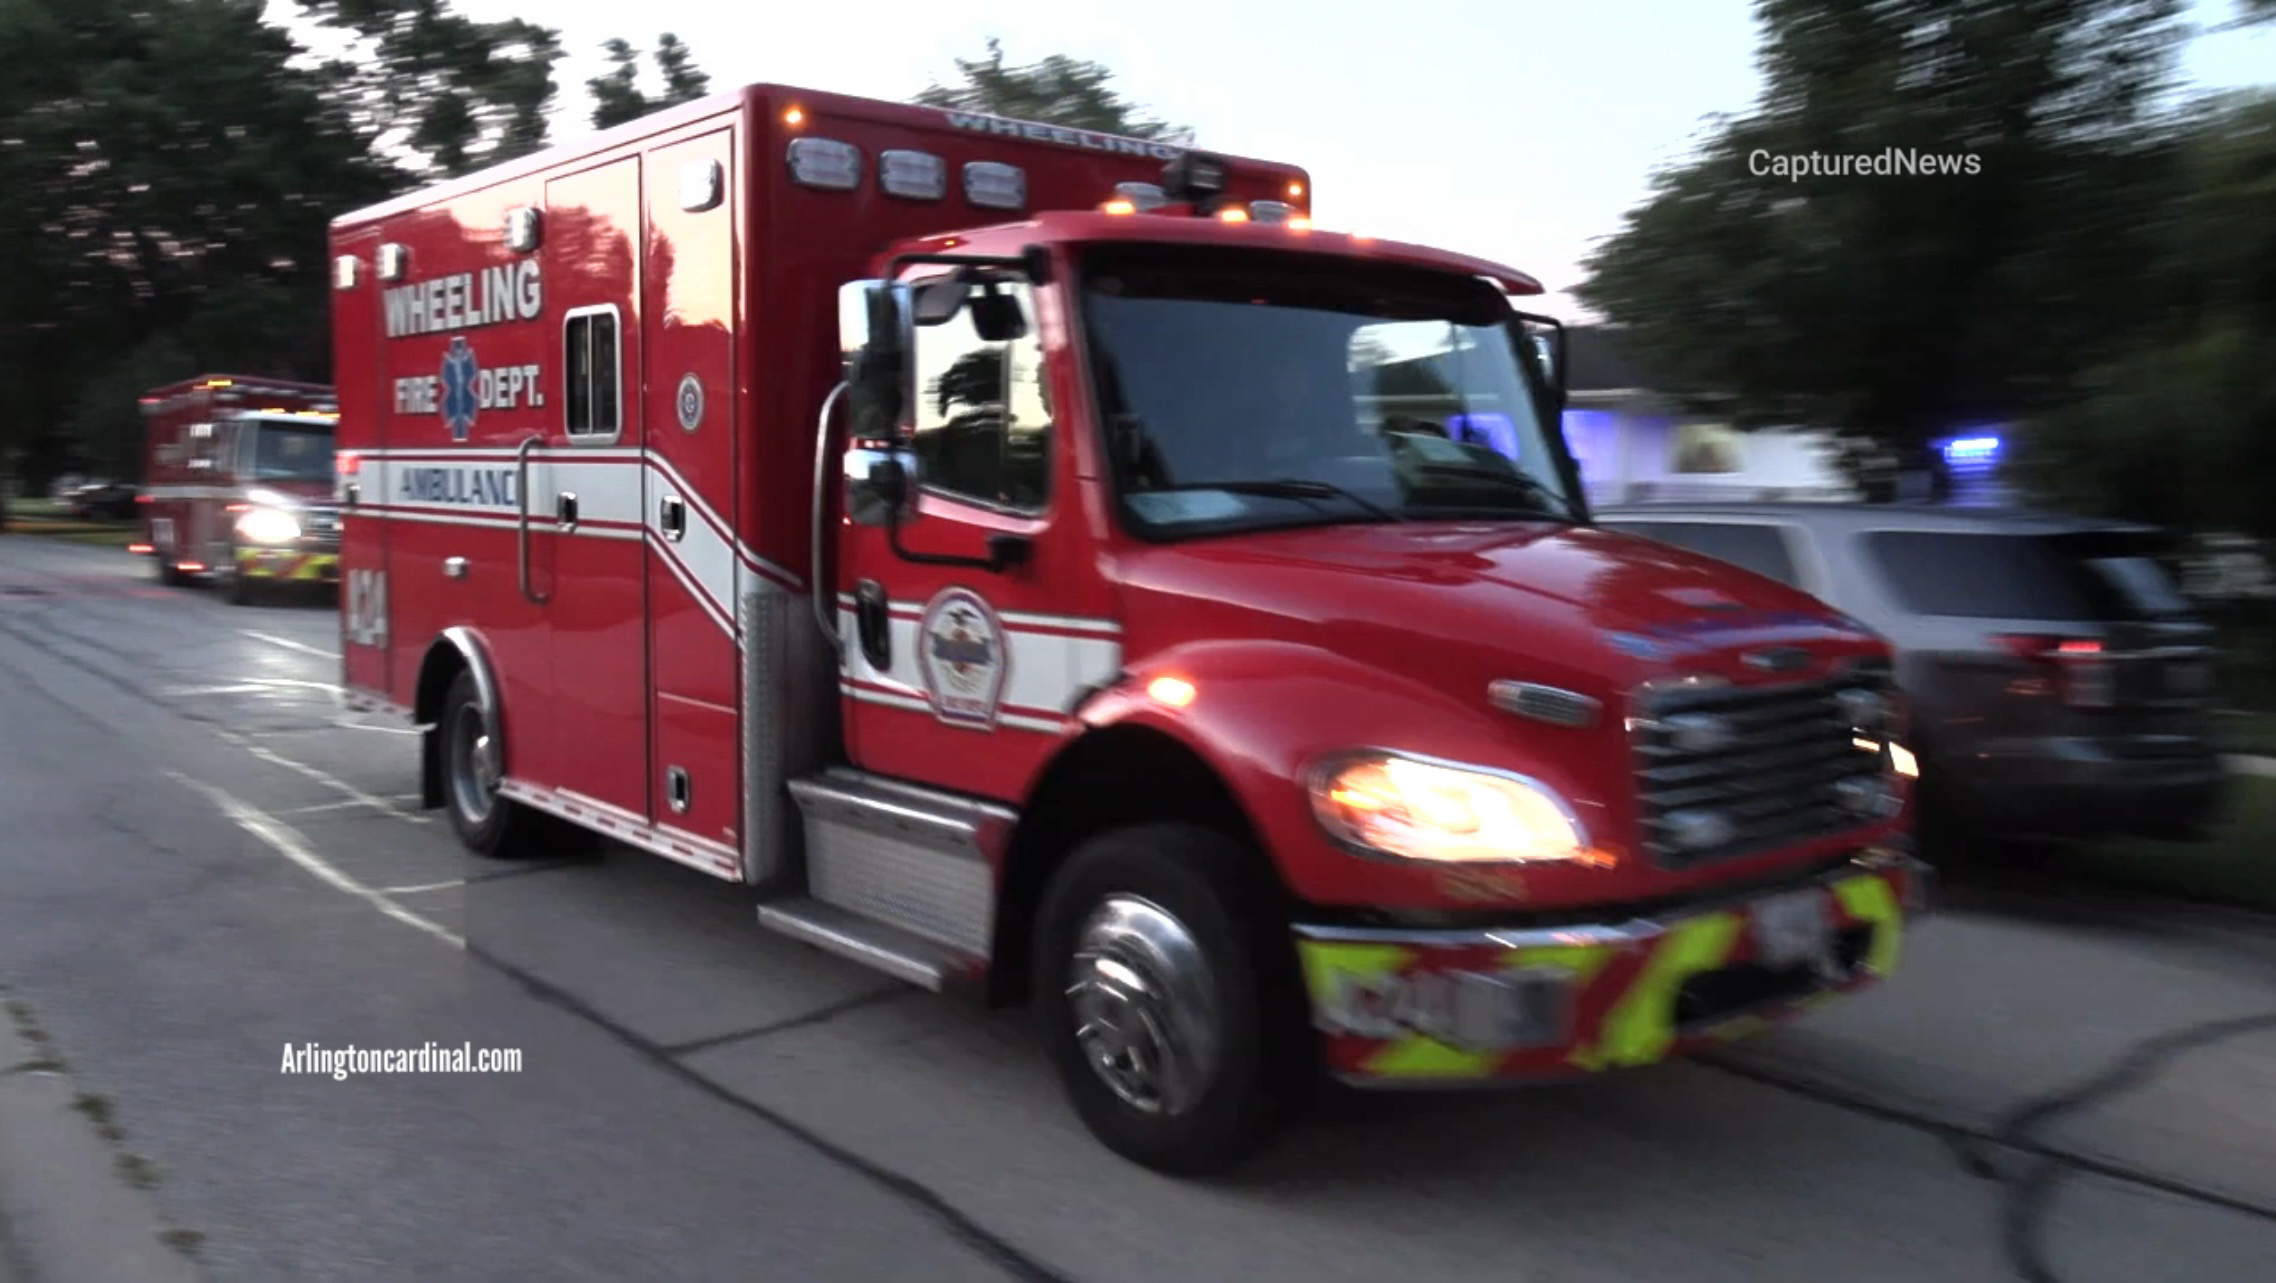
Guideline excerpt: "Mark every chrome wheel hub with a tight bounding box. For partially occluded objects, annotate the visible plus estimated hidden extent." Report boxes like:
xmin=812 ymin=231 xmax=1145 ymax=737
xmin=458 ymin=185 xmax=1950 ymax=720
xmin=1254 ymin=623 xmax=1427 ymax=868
xmin=1065 ymin=894 xmax=1220 ymax=1116
xmin=448 ymin=704 xmax=499 ymax=823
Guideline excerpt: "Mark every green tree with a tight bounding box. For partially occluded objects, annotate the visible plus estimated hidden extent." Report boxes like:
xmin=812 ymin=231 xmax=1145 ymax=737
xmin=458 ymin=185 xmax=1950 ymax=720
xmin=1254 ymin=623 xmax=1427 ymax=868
xmin=2011 ymin=89 xmax=2276 ymax=538
xmin=0 ymin=0 xmax=397 ymax=488
xmin=914 ymin=39 xmax=1191 ymax=143
xmin=588 ymin=32 xmax=712 ymax=130
xmin=1574 ymin=0 xmax=2192 ymax=471
xmin=297 ymin=0 xmax=563 ymax=179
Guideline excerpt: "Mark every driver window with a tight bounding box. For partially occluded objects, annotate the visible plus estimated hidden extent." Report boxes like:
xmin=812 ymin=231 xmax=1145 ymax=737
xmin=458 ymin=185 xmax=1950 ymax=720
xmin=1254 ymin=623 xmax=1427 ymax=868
xmin=910 ymin=281 xmax=1052 ymax=512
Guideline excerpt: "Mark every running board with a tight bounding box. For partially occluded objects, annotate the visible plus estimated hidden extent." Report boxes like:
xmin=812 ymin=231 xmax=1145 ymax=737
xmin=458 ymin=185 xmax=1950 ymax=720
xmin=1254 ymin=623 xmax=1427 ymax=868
xmin=755 ymin=896 xmax=962 ymax=991
xmin=785 ymin=768 xmax=1009 ymax=961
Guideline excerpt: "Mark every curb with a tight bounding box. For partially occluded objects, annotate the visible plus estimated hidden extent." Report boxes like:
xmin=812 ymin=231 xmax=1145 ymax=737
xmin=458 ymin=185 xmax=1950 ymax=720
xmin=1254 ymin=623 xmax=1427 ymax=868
xmin=0 ymin=999 xmax=206 ymax=1283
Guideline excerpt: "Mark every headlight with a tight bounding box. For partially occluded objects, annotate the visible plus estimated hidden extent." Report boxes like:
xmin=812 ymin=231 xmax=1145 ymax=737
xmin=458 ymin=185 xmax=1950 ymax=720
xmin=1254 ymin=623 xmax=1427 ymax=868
xmin=236 ymin=507 xmax=301 ymax=544
xmin=1307 ymin=751 xmax=1591 ymax=863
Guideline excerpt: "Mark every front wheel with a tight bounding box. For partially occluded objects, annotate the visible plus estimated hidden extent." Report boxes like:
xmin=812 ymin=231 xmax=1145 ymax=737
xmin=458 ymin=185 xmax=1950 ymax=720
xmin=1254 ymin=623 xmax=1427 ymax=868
xmin=1033 ymin=823 xmax=1311 ymax=1175
xmin=226 ymin=545 xmax=258 ymax=606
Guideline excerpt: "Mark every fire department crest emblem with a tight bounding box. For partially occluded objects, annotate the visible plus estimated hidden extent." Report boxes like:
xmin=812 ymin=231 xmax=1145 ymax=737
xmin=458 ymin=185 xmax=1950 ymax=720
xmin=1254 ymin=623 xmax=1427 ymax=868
xmin=917 ymin=586 xmax=1009 ymax=729
xmin=440 ymin=337 xmax=480 ymax=442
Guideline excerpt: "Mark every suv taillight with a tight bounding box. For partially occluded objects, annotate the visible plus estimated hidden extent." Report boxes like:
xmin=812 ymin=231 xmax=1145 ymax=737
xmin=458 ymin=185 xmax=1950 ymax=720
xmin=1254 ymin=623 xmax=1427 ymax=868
xmin=1994 ymin=634 xmax=2112 ymax=709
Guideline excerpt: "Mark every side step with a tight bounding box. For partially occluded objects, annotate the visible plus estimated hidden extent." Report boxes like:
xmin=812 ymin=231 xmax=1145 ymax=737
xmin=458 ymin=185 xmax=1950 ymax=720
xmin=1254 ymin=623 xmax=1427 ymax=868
xmin=755 ymin=896 xmax=962 ymax=991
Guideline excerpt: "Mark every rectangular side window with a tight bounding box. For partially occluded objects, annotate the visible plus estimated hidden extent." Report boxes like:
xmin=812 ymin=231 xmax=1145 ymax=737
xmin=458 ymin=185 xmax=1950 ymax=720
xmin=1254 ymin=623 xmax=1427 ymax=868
xmin=909 ymin=280 xmax=1051 ymax=512
xmin=562 ymin=308 xmax=619 ymax=439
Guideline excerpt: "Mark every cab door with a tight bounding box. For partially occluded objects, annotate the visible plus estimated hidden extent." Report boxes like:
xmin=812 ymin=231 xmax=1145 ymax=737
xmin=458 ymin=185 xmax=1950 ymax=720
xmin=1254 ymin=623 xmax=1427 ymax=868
xmin=835 ymin=276 xmax=1123 ymax=802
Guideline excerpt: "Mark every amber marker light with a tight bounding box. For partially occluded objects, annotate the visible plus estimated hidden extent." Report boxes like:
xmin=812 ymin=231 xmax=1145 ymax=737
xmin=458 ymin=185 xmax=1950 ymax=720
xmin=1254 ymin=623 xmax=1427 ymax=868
xmin=1146 ymin=676 xmax=1197 ymax=708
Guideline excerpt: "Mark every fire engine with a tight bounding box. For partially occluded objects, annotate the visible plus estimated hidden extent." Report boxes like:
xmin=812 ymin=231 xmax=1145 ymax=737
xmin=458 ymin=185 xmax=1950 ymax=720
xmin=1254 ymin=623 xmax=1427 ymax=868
xmin=134 ymin=375 xmax=344 ymax=602
xmin=327 ymin=83 xmax=1931 ymax=1173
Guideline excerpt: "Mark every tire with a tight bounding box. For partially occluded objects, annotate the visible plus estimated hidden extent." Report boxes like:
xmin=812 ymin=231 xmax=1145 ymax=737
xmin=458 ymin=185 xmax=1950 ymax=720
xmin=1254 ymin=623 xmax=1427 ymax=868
xmin=1033 ymin=822 xmax=1311 ymax=1175
xmin=226 ymin=546 xmax=258 ymax=606
xmin=438 ymin=668 xmax=542 ymax=859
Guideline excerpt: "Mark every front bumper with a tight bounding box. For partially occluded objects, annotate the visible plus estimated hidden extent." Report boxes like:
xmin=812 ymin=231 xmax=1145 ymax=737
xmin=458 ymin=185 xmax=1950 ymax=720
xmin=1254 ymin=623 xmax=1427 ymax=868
xmin=1294 ymin=845 xmax=1930 ymax=1085
xmin=235 ymin=546 xmax=341 ymax=583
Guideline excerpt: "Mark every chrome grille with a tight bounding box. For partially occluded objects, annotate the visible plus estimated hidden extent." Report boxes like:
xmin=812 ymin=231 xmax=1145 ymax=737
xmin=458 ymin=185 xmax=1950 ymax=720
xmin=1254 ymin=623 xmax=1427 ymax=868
xmin=301 ymin=505 xmax=342 ymax=548
xmin=1633 ymin=669 xmax=1894 ymax=867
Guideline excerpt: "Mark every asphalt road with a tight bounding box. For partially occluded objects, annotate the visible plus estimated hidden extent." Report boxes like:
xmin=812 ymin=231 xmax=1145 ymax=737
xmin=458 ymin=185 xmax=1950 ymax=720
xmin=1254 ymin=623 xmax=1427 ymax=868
xmin=2 ymin=534 xmax=2273 ymax=1283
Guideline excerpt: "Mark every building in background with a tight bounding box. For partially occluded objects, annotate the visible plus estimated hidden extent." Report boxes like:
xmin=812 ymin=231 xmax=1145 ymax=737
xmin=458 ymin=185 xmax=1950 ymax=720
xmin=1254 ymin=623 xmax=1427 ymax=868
xmin=1557 ymin=327 xmax=2014 ymax=506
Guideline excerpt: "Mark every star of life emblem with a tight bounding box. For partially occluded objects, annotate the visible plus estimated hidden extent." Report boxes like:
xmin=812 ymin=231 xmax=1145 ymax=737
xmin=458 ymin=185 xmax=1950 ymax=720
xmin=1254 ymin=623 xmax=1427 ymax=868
xmin=440 ymin=337 xmax=480 ymax=442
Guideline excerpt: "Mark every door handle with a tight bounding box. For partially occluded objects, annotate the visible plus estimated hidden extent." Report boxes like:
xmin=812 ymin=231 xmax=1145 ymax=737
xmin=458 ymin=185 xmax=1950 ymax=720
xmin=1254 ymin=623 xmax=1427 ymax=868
xmin=516 ymin=436 xmax=547 ymax=604
xmin=659 ymin=494 xmax=686 ymax=542
xmin=556 ymin=491 xmax=579 ymax=530
xmin=855 ymin=579 xmax=890 ymax=671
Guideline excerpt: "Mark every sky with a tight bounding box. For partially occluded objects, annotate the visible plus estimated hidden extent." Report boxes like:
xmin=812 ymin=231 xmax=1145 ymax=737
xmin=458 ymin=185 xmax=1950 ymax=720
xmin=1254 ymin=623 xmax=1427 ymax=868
xmin=278 ymin=0 xmax=2274 ymax=321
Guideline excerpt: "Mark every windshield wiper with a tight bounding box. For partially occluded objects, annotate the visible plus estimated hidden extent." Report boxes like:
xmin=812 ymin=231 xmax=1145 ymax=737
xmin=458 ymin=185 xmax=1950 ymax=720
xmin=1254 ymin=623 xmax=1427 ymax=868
xmin=1197 ymin=479 xmax=1402 ymax=522
xmin=1408 ymin=464 xmax=1579 ymax=522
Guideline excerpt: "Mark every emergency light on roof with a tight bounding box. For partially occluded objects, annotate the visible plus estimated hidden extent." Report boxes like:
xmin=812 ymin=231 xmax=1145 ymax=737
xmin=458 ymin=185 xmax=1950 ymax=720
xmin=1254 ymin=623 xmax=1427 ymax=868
xmin=376 ymin=243 xmax=407 ymax=282
xmin=880 ymin=150 xmax=947 ymax=201
xmin=964 ymin=161 xmax=1027 ymax=211
xmin=333 ymin=255 xmax=359 ymax=291
xmin=1115 ymin=182 xmax=1169 ymax=211
xmin=1247 ymin=200 xmax=1296 ymax=225
xmin=1161 ymin=151 xmax=1229 ymax=212
xmin=787 ymin=137 xmax=860 ymax=191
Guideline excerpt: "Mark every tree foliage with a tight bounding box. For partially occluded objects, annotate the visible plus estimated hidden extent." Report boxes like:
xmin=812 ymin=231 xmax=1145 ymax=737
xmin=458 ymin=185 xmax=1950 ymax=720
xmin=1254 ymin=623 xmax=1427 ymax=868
xmin=588 ymin=32 xmax=712 ymax=130
xmin=0 ymin=0 xmax=397 ymax=481
xmin=296 ymin=0 xmax=564 ymax=179
xmin=2009 ymin=89 xmax=2276 ymax=538
xmin=1576 ymin=0 xmax=2194 ymax=464
xmin=914 ymin=39 xmax=1191 ymax=143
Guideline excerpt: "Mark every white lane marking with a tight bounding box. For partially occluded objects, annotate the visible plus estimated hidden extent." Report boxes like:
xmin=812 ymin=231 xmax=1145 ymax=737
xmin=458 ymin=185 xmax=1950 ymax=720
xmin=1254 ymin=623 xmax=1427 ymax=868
xmin=233 ymin=741 xmax=432 ymax=825
xmin=165 ymin=771 xmax=463 ymax=950
xmin=383 ymin=880 xmax=467 ymax=895
xmin=240 ymin=630 xmax=338 ymax=661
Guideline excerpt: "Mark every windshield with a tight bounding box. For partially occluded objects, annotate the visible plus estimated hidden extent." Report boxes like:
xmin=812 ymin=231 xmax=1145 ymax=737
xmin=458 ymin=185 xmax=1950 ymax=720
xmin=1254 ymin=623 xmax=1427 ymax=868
xmin=249 ymin=423 xmax=336 ymax=484
xmin=1077 ymin=247 xmax=1577 ymax=538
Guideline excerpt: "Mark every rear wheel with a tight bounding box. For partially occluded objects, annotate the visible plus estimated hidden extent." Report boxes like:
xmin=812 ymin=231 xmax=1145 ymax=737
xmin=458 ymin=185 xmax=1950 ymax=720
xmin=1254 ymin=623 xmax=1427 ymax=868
xmin=1033 ymin=823 xmax=1310 ymax=1175
xmin=439 ymin=668 xmax=543 ymax=859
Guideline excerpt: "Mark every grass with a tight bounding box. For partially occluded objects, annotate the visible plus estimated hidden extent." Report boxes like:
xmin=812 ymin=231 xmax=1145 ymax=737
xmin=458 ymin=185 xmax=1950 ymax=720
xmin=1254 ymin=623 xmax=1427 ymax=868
xmin=2071 ymin=774 xmax=2276 ymax=912
xmin=2214 ymin=709 xmax=2276 ymax=759
xmin=2 ymin=499 xmax=141 ymax=548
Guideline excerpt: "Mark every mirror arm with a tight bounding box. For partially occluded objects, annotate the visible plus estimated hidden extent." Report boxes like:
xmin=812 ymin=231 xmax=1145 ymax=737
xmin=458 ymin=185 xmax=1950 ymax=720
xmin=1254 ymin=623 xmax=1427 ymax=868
xmin=881 ymin=501 xmax=1029 ymax=573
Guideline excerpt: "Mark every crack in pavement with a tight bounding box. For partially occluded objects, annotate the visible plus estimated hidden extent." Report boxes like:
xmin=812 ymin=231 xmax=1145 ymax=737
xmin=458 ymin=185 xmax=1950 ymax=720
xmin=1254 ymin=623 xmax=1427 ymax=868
xmin=1977 ymin=1011 xmax=2276 ymax=1283
xmin=1705 ymin=1006 xmax=2276 ymax=1283
xmin=466 ymin=944 xmax=1073 ymax=1283
xmin=657 ymin=986 xmax=917 ymax=1056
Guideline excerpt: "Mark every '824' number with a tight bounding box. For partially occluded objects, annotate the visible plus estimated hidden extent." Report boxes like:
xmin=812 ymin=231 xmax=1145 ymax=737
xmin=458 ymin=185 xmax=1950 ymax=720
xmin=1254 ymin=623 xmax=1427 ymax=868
xmin=345 ymin=568 xmax=389 ymax=648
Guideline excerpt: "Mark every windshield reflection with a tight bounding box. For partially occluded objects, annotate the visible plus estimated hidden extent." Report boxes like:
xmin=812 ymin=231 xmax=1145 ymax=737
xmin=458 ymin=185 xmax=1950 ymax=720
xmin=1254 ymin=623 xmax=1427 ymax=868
xmin=1078 ymin=248 xmax=1577 ymax=537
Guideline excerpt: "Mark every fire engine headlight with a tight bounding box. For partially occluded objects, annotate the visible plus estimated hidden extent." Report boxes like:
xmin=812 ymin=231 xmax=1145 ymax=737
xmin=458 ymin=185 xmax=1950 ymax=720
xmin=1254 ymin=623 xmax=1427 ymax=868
xmin=1306 ymin=751 xmax=1591 ymax=863
xmin=236 ymin=506 xmax=301 ymax=545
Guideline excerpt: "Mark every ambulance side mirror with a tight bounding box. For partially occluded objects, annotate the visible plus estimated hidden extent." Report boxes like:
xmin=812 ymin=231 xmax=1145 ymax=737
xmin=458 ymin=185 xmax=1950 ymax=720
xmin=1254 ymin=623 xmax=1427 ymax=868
xmin=840 ymin=280 xmax=912 ymax=439
xmin=844 ymin=445 xmax=922 ymax=528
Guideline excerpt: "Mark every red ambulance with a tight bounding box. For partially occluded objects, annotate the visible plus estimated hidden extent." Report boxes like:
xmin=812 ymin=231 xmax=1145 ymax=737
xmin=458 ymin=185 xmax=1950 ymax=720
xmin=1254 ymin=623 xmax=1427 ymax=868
xmin=327 ymin=83 xmax=1930 ymax=1173
xmin=135 ymin=375 xmax=343 ymax=601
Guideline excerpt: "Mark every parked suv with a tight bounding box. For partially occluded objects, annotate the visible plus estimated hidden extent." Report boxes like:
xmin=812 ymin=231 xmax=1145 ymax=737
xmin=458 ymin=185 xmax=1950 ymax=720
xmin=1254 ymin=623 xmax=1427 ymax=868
xmin=1595 ymin=503 xmax=2227 ymax=851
